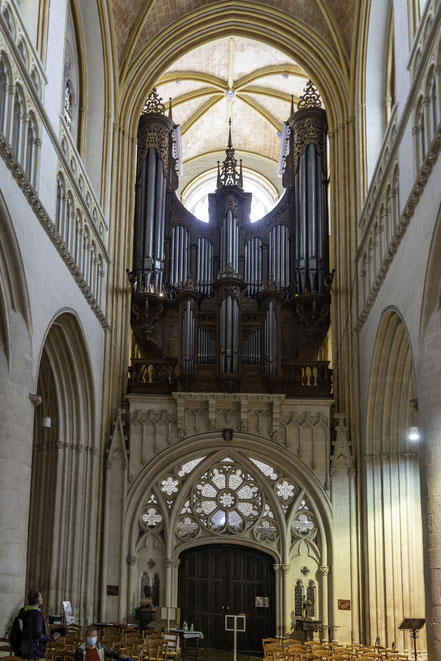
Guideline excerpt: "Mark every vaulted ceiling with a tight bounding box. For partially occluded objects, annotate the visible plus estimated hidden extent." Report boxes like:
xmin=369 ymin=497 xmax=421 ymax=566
xmin=111 ymin=0 xmax=357 ymax=69
xmin=109 ymin=0 xmax=356 ymax=199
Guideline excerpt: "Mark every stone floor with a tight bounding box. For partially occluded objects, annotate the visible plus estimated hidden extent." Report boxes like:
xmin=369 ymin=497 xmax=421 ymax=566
xmin=182 ymin=648 xmax=262 ymax=661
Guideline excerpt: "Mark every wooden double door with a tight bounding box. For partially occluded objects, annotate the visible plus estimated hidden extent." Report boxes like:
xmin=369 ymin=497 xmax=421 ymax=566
xmin=178 ymin=544 xmax=275 ymax=653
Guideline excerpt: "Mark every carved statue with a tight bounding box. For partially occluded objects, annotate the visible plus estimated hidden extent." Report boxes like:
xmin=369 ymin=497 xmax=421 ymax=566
xmin=302 ymin=596 xmax=314 ymax=620
xmin=141 ymin=572 xmax=152 ymax=604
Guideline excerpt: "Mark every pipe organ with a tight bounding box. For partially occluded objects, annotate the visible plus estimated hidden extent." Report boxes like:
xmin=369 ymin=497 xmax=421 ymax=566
xmin=129 ymin=83 xmax=332 ymax=395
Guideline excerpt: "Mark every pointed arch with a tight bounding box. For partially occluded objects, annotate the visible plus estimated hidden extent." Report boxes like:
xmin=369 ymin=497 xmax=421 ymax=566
xmin=364 ymin=308 xmax=424 ymax=649
xmin=26 ymin=311 xmax=97 ymax=623
xmin=0 ymin=189 xmax=31 ymax=369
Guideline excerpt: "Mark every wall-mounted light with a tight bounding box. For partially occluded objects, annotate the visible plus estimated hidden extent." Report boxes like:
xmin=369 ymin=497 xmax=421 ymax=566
xmin=408 ymin=426 xmax=420 ymax=441
xmin=42 ymin=416 xmax=52 ymax=429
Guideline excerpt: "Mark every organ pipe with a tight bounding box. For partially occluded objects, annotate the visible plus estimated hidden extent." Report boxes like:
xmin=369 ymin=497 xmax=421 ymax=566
xmin=220 ymin=209 xmax=239 ymax=272
xmin=132 ymin=96 xmax=175 ymax=292
xmin=130 ymin=84 xmax=331 ymax=393
xmin=264 ymin=301 xmax=277 ymax=375
xmin=170 ymin=225 xmax=190 ymax=293
xmin=245 ymin=238 xmax=262 ymax=295
xmin=290 ymin=87 xmax=329 ymax=294
xmin=219 ymin=295 xmax=239 ymax=373
xmin=181 ymin=300 xmax=195 ymax=374
xmin=197 ymin=238 xmax=213 ymax=295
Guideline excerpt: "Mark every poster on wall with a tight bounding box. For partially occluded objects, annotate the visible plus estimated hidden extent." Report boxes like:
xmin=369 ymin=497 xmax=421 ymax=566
xmin=338 ymin=599 xmax=351 ymax=611
xmin=62 ymin=601 xmax=75 ymax=624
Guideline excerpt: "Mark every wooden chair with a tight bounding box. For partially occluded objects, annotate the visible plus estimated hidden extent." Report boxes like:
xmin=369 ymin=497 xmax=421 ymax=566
xmin=144 ymin=639 xmax=167 ymax=661
xmin=0 ymin=644 xmax=13 ymax=655
xmin=264 ymin=638 xmax=281 ymax=648
xmin=163 ymin=632 xmax=179 ymax=660
xmin=265 ymin=642 xmax=284 ymax=660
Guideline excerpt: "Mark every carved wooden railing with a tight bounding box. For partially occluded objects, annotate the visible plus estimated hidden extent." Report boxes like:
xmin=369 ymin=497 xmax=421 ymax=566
xmin=128 ymin=358 xmax=332 ymax=396
xmin=281 ymin=360 xmax=332 ymax=397
xmin=128 ymin=359 xmax=178 ymax=393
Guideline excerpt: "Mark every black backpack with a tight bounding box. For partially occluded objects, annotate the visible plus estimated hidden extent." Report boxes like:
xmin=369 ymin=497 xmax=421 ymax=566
xmin=8 ymin=613 xmax=23 ymax=656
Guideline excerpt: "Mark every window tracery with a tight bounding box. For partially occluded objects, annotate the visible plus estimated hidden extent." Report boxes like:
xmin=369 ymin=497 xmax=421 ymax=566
xmin=192 ymin=461 xmax=261 ymax=534
xmin=292 ymin=500 xmax=317 ymax=539
xmin=140 ymin=494 xmax=163 ymax=531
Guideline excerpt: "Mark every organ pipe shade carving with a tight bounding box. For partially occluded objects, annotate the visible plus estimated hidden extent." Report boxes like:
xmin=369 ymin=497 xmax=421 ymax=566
xmin=217 ymin=119 xmax=243 ymax=189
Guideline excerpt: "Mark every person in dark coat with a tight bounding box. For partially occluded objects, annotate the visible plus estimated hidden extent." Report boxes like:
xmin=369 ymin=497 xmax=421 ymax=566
xmin=74 ymin=627 xmax=127 ymax=661
xmin=19 ymin=589 xmax=60 ymax=660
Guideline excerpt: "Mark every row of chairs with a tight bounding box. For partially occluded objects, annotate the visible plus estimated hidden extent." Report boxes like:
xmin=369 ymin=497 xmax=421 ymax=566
xmin=44 ymin=628 xmax=179 ymax=661
xmin=262 ymin=638 xmax=410 ymax=661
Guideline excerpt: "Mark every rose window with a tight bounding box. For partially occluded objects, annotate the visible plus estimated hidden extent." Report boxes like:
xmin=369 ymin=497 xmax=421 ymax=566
xmin=192 ymin=462 xmax=261 ymax=534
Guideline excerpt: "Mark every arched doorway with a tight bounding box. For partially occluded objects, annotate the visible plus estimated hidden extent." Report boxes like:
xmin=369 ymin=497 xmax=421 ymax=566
xmin=179 ymin=544 xmax=275 ymax=653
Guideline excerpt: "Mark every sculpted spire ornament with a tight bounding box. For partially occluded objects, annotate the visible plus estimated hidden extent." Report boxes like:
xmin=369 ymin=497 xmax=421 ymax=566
xmin=217 ymin=119 xmax=243 ymax=189
xmin=142 ymin=88 xmax=166 ymax=115
xmin=297 ymin=80 xmax=322 ymax=109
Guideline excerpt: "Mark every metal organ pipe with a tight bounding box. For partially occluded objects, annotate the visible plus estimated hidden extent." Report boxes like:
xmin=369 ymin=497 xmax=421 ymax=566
xmin=264 ymin=301 xmax=277 ymax=375
xmin=245 ymin=238 xmax=262 ymax=295
xmin=220 ymin=209 xmax=239 ymax=272
xmin=197 ymin=238 xmax=213 ymax=295
xmin=170 ymin=226 xmax=190 ymax=293
xmin=182 ymin=300 xmax=195 ymax=374
xmin=268 ymin=225 xmax=289 ymax=290
xmin=292 ymin=106 xmax=329 ymax=294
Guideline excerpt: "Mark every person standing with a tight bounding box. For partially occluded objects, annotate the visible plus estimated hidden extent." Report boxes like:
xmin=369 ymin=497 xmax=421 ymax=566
xmin=18 ymin=590 xmax=60 ymax=659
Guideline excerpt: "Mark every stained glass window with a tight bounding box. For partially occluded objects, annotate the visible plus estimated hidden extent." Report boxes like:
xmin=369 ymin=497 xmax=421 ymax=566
xmin=192 ymin=461 xmax=261 ymax=534
xmin=161 ymin=476 xmax=180 ymax=496
xmin=249 ymin=458 xmax=278 ymax=480
xmin=292 ymin=512 xmax=316 ymax=537
xmin=275 ymin=479 xmax=296 ymax=502
xmin=177 ymin=457 xmax=206 ymax=477
xmin=64 ymin=82 xmax=72 ymax=129
xmin=176 ymin=515 xmax=199 ymax=540
xmin=141 ymin=507 xmax=163 ymax=528
xmin=295 ymin=581 xmax=304 ymax=617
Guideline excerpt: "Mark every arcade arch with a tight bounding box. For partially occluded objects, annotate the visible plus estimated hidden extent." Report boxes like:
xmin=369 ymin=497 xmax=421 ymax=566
xmin=364 ymin=309 xmax=424 ymax=650
xmin=26 ymin=312 xmax=98 ymax=623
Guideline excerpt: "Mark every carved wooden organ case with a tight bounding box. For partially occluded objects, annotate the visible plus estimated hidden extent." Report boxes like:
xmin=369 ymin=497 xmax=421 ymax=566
xmin=129 ymin=84 xmax=332 ymax=395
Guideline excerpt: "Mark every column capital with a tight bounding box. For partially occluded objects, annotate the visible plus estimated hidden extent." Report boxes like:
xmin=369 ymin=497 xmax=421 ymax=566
xmin=319 ymin=565 xmax=330 ymax=576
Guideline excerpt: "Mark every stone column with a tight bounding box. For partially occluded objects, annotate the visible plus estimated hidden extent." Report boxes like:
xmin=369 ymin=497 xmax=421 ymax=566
xmin=171 ymin=559 xmax=180 ymax=607
xmin=319 ymin=566 xmax=330 ymax=641
xmin=417 ymin=385 xmax=441 ymax=658
xmin=165 ymin=558 xmax=174 ymax=609
xmin=417 ymin=311 xmax=441 ymax=661
xmin=273 ymin=564 xmax=282 ymax=638
xmin=280 ymin=564 xmax=291 ymax=636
